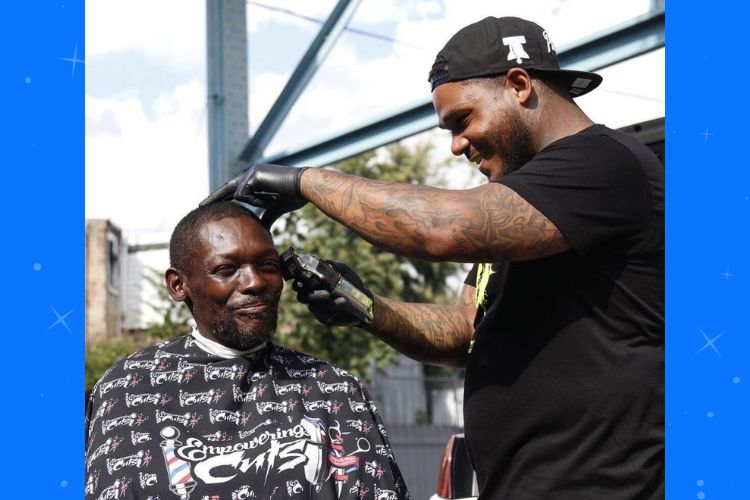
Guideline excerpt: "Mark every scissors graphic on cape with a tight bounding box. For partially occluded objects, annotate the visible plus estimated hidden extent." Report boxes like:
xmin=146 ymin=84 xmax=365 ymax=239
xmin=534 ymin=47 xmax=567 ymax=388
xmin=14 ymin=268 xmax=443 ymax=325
xmin=327 ymin=420 xmax=372 ymax=495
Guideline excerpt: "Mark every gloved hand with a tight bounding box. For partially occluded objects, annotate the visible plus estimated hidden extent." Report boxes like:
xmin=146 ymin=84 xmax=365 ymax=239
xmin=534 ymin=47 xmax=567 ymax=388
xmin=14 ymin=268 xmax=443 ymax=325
xmin=294 ymin=260 xmax=374 ymax=328
xmin=199 ymin=163 xmax=308 ymax=226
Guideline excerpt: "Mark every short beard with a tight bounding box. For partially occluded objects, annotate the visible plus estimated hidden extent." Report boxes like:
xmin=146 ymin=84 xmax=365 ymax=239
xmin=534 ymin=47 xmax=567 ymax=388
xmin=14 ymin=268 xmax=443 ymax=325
xmin=210 ymin=291 xmax=281 ymax=350
xmin=212 ymin=311 xmax=278 ymax=351
xmin=496 ymin=106 xmax=535 ymax=177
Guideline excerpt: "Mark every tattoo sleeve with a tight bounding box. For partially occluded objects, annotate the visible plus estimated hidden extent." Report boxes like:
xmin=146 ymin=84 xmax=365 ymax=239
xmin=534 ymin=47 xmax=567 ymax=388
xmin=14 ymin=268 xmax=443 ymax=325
xmin=365 ymin=285 xmax=477 ymax=367
xmin=301 ymin=168 xmax=570 ymax=262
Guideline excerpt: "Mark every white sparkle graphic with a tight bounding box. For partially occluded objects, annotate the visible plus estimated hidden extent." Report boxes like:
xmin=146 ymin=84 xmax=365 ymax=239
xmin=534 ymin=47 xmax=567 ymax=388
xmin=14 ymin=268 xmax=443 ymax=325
xmin=57 ymin=44 xmax=84 ymax=77
xmin=47 ymin=306 xmax=74 ymax=333
xmin=720 ymin=267 xmax=735 ymax=282
xmin=699 ymin=128 xmax=713 ymax=141
xmin=696 ymin=328 xmax=724 ymax=357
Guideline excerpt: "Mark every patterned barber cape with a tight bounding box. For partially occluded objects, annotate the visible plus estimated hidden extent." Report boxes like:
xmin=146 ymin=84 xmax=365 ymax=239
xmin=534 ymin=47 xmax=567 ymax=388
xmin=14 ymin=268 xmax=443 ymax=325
xmin=85 ymin=336 xmax=409 ymax=500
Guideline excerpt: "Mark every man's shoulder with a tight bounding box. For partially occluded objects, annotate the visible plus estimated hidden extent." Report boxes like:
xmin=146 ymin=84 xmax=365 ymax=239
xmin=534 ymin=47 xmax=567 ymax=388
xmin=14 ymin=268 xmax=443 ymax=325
xmin=563 ymin=124 xmax=659 ymax=164
xmin=266 ymin=343 xmax=361 ymax=382
xmin=93 ymin=336 xmax=193 ymax=384
xmin=529 ymin=124 xmax=662 ymax=180
xmin=548 ymin=124 xmax=629 ymax=150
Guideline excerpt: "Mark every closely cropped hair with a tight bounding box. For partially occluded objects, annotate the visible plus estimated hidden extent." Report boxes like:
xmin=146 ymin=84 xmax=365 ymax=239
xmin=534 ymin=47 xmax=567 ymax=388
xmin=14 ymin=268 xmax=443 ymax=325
xmin=527 ymin=71 xmax=570 ymax=97
xmin=462 ymin=72 xmax=568 ymax=99
xmin=461 ymin=75 xmax=507 ymax=90
xmin=169 ymin=201 xmax=267 ymax=274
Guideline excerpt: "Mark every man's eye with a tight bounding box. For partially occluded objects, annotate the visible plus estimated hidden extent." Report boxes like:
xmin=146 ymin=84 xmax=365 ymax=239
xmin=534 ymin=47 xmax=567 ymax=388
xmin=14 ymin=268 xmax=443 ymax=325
xmin=260 ymin=261 xmax=280 ymax=272
xmin=450 ymin=122 xmax=465 ymax=135
xmin=214 ymin=266 xmax=235 ymax=276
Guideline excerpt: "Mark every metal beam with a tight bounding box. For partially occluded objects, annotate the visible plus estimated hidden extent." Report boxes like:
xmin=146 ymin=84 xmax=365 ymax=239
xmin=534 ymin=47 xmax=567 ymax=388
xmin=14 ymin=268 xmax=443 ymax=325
xmin=238 ymin=0 xmax=362 ymax=167
xmin=262 ymin=10 xmax=664 ymax=168
xmin=556 ymin=11 xmax=664 ymax=74
xmin=206 ymin=0 xmax=249 ymax=190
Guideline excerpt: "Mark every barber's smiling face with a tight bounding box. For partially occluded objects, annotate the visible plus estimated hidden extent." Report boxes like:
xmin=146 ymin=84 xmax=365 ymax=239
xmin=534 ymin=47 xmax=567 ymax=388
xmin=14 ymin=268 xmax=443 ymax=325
xmin=432 ymin=78 xmax=534 ymax=182
xmin=184 ymin=215 xmax=283 ymax=350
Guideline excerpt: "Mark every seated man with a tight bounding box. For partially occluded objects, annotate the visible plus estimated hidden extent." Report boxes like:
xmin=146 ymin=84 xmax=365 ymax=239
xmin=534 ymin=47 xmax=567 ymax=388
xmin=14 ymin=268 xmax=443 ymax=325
xmin=85 ymin=201 xmax=409 ymax=500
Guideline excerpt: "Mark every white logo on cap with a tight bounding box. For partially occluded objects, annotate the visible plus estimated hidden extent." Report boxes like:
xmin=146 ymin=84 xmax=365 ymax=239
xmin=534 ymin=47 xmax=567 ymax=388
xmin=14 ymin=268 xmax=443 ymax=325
xmin=542 ymin=31 xmax=556 ymax=53
xmin=502 ymin=36 xmax=530 ymax=64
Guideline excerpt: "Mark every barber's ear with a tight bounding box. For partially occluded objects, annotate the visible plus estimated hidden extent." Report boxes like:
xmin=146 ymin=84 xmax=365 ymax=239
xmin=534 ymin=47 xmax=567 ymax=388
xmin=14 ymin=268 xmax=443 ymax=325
xmin=505 ymin=68 xmax=533 ymax=104
xmin=165 ymin=268 xmax=189 ymax=302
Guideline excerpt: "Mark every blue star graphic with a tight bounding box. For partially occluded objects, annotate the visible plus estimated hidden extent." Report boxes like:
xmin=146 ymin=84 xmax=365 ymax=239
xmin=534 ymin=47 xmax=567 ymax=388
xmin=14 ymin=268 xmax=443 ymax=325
xmin=48 ymin=306 xmax=74 ymax=333
xmin=57 ymin=44 xmax=84 ymax=77
xmin=696 ymin=328 xmax=724 ymax=357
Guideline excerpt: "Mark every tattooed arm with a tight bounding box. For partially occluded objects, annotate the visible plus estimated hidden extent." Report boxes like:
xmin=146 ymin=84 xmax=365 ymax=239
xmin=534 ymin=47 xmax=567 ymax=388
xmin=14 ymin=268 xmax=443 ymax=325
xmin=363 ymin=283 xmax=477 ymax=367
xmin=300 ymin=168 xmax=570 ymax=263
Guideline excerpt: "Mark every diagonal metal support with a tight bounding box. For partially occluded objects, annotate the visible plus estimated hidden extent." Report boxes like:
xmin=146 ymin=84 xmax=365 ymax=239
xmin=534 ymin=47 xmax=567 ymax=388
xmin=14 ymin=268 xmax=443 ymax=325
xmin=557 ymin=11 xmax=664 ymax=73
xmin=238 ymin=0 xmax=362 ymax=167
xmin=262 ymin=10 xmax=664 ymax=168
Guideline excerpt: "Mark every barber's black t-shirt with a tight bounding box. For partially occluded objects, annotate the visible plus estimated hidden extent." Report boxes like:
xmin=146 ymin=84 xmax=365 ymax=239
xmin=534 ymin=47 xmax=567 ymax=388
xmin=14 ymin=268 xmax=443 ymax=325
xmin=463 ymin=125 xmax=664 ymax=499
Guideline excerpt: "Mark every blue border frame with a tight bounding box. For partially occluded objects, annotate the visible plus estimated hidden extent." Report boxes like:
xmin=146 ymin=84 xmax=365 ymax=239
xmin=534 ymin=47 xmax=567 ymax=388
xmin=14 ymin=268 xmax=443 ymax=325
xmin=666 ymin=1 xmax=750 ymax=498
xmin=1 ymin=1 xmax=84 ymax=496
xmin=2 ymin=1 xmax=748 ymax=497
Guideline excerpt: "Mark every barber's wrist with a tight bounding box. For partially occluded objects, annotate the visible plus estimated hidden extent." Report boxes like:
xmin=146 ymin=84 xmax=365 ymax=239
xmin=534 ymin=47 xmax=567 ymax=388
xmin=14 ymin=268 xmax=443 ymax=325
xmin=298 ymin=166 xmax=314 ymax=199
xmin=362 ymin=294 xmax=384 ymax=332
xmin=295 ymin=166 xmax=310 ymax=199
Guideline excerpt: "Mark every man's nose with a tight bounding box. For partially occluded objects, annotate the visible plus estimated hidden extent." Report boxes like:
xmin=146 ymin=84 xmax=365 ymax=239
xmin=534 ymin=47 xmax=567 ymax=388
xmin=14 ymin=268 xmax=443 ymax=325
xmin=237 ymin=266 xmax=267 ymax=293
xmin=451 ymin=134 xmax=469 ymax=157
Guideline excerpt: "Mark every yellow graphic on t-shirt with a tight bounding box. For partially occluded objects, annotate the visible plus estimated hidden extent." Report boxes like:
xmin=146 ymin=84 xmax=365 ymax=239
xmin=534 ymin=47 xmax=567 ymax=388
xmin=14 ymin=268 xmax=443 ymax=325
xmin=474 ymin=263 xmax=495 ymax=312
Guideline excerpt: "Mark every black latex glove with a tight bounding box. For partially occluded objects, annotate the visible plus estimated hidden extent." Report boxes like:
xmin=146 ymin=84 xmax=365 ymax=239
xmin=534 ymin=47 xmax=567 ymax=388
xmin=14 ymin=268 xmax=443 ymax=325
xmin=294 ymin=260 xmax=373 ymax=328
xmin=199 ymin=163 xmax=308 ymax=227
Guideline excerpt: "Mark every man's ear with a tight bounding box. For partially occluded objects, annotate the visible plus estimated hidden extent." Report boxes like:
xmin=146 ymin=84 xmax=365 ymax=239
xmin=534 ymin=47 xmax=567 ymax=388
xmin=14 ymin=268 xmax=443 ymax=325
xmin=505 ymin=68 xmax=534 ymax=104
xmin=165 ymin=267 xmax=189 ymax=302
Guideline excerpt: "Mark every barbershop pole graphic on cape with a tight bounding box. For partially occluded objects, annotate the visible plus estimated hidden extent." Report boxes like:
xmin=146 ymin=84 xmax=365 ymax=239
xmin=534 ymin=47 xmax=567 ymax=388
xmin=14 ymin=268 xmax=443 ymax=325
xmin=160 ymin=426 xmax=197 ymax=500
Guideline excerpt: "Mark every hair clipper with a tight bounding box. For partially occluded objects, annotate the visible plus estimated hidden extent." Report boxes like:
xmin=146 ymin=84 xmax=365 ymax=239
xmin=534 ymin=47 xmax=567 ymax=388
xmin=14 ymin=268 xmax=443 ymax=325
xmin=280 ymin=247 xmax=373 ymax=326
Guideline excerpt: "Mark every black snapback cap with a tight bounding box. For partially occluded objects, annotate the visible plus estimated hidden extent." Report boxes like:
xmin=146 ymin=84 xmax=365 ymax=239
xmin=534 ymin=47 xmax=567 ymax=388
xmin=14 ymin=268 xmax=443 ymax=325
xmin=428 ymin=16 xmax=602 ymax=97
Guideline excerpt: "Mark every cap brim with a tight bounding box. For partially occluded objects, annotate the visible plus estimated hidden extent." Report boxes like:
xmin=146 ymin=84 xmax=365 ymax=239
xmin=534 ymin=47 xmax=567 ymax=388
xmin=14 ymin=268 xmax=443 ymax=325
xmin=528 ymin=68 xmax=603 ymax=98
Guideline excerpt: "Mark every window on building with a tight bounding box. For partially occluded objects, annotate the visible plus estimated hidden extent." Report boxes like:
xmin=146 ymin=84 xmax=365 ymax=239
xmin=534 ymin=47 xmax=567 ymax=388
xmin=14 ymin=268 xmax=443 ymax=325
xmin=107 ymin=230 xmax=121 ymax=292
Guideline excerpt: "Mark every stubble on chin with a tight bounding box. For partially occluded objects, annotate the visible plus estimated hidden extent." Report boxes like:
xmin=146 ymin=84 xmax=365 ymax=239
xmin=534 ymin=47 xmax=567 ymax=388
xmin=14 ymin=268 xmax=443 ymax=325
xmin=212 ymin=312 xmax=279 ymax=351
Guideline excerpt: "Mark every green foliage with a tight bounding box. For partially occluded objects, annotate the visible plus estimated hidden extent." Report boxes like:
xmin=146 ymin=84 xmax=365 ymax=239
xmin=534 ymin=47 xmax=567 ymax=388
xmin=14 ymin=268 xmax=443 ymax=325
xmin=272 ymin=141 xmax=460 ymax=380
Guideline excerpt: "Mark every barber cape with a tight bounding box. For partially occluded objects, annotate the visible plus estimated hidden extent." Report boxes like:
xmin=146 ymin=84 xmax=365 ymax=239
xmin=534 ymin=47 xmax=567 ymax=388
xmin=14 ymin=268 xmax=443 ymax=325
xmin=85 ymin=336 xmax=409 ymax=500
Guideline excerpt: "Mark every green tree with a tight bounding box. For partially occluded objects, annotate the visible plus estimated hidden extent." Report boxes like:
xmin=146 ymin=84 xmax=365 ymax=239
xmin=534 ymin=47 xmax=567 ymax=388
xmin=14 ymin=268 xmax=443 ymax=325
xmin=272 ymin=141 xmax=461 ymax=380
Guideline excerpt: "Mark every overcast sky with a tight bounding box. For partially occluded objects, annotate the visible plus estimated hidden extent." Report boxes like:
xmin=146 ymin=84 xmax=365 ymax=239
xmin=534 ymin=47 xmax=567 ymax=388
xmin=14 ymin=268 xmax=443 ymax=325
xmin=85 ymin=0 xmax=664 ymax=243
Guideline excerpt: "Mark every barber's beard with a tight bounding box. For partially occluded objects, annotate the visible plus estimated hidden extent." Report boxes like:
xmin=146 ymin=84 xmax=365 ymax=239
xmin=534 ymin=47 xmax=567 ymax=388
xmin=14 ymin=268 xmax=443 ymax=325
xmin=495 ymin=107 xmax=535 ymax=177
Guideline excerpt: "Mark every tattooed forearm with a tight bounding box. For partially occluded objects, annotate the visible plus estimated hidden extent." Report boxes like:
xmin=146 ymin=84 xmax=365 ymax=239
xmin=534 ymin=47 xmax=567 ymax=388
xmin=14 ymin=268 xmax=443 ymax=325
xmin=366 ymin=295 xmax=475 ymax=367
xmin=301 ymin=168 xmax=570 ymax=262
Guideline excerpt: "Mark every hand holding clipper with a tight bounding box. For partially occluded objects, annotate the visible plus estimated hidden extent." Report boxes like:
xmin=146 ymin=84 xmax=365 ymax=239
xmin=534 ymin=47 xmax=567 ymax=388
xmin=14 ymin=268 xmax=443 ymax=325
xmin=280 ymin=248 xmax=373 ymax=327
